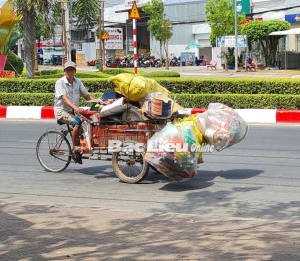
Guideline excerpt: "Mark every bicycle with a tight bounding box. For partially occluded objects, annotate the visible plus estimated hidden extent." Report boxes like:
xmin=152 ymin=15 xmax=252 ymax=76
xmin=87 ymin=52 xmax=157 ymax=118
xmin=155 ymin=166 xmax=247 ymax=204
xmin=36 ymin=110 xmax=169 ymax=183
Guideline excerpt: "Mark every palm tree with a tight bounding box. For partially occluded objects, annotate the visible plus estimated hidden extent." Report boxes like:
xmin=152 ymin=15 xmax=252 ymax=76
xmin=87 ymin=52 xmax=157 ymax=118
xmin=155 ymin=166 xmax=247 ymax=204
xmin=10 ymin=0 xmax=55 ymax=78
xmin=10 ymin=0 xmax=101 ymax=78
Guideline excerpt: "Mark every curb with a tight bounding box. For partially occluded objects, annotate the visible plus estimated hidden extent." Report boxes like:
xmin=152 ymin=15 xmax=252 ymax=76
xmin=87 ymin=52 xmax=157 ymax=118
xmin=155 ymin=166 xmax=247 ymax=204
xmin=1 ymin=106 xmax=300 ymax=123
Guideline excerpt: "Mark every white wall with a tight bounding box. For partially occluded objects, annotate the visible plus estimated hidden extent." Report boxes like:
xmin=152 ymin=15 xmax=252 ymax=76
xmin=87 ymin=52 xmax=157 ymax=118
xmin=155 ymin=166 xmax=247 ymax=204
xmin=82 ymin=42 xmax=96 ymax=61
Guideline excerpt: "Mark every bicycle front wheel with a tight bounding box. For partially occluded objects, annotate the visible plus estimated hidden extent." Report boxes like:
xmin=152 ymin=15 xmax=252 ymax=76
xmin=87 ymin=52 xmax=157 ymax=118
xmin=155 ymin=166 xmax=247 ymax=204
xmin=36 ymin=131 xmax=72 ymax=172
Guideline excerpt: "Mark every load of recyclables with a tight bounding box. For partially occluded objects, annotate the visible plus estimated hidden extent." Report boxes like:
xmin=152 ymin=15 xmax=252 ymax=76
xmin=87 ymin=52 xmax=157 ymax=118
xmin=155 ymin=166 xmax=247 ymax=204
xmin=87 ymin=73 xmax=249 ymax=182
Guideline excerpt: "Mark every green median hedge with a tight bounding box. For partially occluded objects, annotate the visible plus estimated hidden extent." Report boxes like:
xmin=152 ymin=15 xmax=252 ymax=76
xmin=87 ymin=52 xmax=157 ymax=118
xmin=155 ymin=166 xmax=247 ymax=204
xmin=1 ymin=92 xmax=300 ymax=109
xmin=1 ymin=69 xmax=300 ymax=109
xmin=1 ymin=77 xmax=300 ymax=95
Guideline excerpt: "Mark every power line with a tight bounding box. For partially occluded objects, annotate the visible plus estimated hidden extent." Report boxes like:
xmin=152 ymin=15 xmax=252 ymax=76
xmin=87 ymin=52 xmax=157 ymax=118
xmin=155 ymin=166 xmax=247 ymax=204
xmin=168 ymin=4 xmax=300 ymax=24
xmin=251 ymin=4 xmax=300 ymax=16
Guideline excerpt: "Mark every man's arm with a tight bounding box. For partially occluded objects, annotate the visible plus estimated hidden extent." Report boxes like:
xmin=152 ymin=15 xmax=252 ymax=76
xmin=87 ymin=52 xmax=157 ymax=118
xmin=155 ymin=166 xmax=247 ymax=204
xmin=84 ymin=94 xmax=94 ymax=101
xmin=61 ymin=94 xmax=85 ymax=114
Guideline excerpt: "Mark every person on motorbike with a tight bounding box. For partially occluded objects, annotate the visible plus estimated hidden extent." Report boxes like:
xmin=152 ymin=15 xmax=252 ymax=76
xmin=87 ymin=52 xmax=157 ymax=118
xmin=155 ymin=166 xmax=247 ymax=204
xmin=246 ymin=56 xmax=253 ymax=71
xmin=54 ymin=61 xmax=94 ymax=164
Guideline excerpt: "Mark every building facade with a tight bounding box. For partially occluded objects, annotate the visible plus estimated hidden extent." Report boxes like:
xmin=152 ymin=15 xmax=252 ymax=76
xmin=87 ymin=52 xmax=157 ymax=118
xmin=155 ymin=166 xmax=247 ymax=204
xmin=81 ymin=0 xmax=300 ymax=66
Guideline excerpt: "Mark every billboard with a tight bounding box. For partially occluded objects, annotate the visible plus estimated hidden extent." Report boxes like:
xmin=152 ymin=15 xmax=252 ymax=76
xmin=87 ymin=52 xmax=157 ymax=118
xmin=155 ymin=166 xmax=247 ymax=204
xmin=217 ymin=35 xmax=247 ymax=48
xmin=105 ymin=28 xmax=123 ymax=50
xmin=180 ymin=52 xmax=195 ymax=63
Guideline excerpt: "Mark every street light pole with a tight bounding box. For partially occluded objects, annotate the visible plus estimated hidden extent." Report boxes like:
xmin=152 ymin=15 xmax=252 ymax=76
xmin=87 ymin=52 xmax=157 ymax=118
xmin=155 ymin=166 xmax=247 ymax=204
xmin=97 ymin=0 xmax=105 ymax=72
xmin=62 ymin=7 xmax=67 ymax=64
xmin=234 ymin=0 xmax=239 ymax=72
xmin=161 ymin=24 xmax=172 ymax=70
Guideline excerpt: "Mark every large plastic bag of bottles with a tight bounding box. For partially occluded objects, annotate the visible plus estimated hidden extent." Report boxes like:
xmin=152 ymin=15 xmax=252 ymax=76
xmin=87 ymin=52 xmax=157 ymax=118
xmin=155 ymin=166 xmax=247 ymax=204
xmin=109 ymin=73 xmax=170 ymax=102
xmin=145 ymin=117 xmax=204 ymax=182
xmin=196 ymin=103 xmax=248 ymax=152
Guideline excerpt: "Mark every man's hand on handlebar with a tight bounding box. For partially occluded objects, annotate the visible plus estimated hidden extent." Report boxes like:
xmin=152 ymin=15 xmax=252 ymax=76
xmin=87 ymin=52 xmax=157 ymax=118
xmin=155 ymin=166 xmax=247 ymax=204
xmin=75 ymin=107 xmax=85 ymax=114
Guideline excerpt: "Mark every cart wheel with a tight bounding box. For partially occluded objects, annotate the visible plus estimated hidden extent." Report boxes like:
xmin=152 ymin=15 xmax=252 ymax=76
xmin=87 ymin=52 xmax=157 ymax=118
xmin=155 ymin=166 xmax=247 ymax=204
xmin=112 ymin=141 xmax=149 ymax=183
xmin=121 ymin=106 xmax=144 ymax=122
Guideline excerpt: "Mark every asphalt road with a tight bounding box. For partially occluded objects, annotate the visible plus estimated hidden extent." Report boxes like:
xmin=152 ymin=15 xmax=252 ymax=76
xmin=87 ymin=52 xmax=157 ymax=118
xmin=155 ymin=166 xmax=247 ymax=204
xmin=1 ymin=120 xmax=300 ymax=222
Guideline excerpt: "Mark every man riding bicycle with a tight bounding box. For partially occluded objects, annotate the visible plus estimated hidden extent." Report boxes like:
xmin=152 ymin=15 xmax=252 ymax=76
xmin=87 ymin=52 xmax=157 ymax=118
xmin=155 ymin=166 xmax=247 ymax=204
xmin=54 ymin=61 xmax=94 ymax=164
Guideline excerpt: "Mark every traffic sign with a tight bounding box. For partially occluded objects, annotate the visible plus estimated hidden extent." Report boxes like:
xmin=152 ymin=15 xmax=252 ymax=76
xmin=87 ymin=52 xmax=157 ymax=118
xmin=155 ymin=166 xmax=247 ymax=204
xmin=101 ymin=31 xmax=109 ymax=40
xmin=129 ymin=1 xmax=141 ymax=20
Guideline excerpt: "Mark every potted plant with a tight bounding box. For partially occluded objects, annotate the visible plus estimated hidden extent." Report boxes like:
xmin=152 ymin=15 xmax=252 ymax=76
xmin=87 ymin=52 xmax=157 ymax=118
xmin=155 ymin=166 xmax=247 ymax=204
xmin=226 ymin=47 xmax=235 ymax=69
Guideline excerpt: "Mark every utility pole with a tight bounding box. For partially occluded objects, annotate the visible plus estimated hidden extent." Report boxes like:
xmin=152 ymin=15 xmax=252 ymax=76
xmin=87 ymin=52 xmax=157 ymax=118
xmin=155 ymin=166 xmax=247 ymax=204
xmin=62 ymin=7 xmax=67 ymax=64
xmin=97 ymin=0 xmax=105 ymax=72
xmin=60 ymin=0 xmax=69 ymax=64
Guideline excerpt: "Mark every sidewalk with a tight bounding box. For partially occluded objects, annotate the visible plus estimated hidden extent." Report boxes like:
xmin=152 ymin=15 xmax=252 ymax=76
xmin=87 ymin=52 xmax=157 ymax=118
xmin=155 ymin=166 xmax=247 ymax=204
xmin=1 ymin=202 xmax=300 ymax=260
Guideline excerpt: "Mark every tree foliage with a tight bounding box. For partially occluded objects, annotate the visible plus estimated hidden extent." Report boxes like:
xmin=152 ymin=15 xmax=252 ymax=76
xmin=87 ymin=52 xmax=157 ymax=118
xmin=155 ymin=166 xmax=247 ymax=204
xmin=240 ymin=20 xmax=290 ymax=66
xmin=142 ymin=0 xmax=173 ymax=58
xmin=9 ymin=0 xmax=102 ymax=78
xmin=205 ymin=0 xmax=245 ymax=47
xmin=10 ymin=0 xmax=55 ymax=78
xmin=72 ymin=0 xmax=100 ymax=31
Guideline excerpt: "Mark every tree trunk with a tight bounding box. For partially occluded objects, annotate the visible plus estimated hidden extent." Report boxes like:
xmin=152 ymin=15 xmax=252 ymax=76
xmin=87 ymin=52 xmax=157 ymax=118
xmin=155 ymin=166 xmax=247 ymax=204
xmin=159 ymin=41 xmax=162 ymax=60
xmin=22 ymin=3 xmax=35 ymax=79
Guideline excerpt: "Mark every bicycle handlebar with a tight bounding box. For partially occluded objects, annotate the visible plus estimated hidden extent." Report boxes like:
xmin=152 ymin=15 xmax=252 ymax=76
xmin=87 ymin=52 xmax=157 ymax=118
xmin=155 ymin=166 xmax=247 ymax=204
xmin=75 ymin=111 xmax=93 ymax=124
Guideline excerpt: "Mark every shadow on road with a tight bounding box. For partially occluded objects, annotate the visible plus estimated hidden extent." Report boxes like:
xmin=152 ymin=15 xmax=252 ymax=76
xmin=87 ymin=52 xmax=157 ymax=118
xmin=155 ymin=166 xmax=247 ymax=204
xmin=1 ymin=203 xmax=300 ymax=260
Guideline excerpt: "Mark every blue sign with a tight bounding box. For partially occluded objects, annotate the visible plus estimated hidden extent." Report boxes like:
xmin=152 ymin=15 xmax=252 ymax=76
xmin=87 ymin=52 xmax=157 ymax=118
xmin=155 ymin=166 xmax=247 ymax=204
xmin=285 ymin=14 xmax=300 ymax=24
xmin=180 ymin=52 xmax=195 ymax=63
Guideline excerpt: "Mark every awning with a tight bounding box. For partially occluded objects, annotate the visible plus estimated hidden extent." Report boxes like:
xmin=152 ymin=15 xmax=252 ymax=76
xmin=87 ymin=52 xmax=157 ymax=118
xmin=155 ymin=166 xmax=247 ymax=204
xmin=269 ymin=28 xmax=300 ymax=35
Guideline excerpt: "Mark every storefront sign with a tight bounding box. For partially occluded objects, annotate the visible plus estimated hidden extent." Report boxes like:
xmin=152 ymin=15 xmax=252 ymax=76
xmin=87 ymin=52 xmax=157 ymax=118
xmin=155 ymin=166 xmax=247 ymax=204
xmin=105 ymin=28 xmax=123 ymax=50
xmin=180 ymin=52 xmax=195 ymax=63
xmin=285 ymin=14 xmax=300 ymax=24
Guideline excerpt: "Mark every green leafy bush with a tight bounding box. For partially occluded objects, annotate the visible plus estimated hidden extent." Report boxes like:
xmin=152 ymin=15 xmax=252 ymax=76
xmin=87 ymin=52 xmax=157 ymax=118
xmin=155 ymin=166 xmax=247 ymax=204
xmin=1 ymin=92 xmax=300 ymax=109
xmin=146 ymin=71 xmax=180 ymax=78
xmin=1 ymin=76 xmax=300 ymax=109
xmin=39 ymin=69 xmax=63 ymax=76
xmin=2 ymin=77 xmax=300 ymax=95
xmin=37 ymin=72 xmax=111 ymax=79
xmin=4 ymin=51 xmax=24 ymax=76
xmin=103 ymin=68 xmax=134 ymax=75
xmin=102 ymin=68 xmax=180 ymax=78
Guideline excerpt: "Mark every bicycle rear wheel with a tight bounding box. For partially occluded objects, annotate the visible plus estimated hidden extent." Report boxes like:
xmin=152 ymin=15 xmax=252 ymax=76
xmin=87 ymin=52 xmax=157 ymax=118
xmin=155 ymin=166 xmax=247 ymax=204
xmin=36 ymin=131 xmax=72 ymax=172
